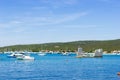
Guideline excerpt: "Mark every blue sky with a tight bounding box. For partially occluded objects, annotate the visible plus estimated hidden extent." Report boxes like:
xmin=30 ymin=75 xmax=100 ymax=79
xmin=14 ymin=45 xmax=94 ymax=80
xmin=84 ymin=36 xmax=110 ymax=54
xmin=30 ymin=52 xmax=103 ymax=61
xmin=0 ymin=0 xmax=120 ymax=47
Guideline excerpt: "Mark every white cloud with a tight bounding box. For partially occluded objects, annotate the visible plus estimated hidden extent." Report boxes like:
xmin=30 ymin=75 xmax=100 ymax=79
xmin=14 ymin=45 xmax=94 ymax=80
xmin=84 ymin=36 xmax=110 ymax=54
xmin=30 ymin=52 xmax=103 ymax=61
xmin=19 ymin=12 xmax=88 ymax=26
xmin=52 ymin=12 xmax=88 ymax=24
xmin=41 ymin=0 xmax=79 ymax=8
xmin=9 ymin=21 xmax=22 ymax=24
xmin=0 ymin=23 xmax=11 ymax=29
xmin=0 ymin=11 xmax=87 ymax=27
xmin=0 ymin=11 xmax=88 ymax=35
xmin=61 ymin=25 xmax=98 ymax=28
xmin=0 ymin=20 xmax=23 ymax=29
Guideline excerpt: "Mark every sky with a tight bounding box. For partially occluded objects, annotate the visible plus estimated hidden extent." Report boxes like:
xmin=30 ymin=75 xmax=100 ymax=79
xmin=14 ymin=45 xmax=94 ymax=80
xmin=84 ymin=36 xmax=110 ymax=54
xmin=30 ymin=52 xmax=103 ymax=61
xmin=0 ymin=0 xmax=120 ymax=47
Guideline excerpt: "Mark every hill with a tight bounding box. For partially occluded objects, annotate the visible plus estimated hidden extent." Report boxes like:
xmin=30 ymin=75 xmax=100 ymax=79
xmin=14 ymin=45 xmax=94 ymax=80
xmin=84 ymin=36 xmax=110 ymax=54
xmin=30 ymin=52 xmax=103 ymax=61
xmin=0 ymin=39 xmax=120 ymax=52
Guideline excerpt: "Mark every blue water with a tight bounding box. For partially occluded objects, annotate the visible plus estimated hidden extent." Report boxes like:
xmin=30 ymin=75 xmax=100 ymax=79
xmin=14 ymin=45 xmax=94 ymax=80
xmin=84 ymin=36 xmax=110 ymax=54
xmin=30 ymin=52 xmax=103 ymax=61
xmin=0 ymin=53 xmax=120 ymax=80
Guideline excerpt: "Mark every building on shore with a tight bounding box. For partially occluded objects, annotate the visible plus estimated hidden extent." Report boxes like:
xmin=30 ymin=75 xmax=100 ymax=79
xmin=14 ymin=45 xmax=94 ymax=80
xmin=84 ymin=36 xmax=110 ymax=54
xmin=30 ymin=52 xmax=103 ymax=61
xmin=76 ymin=47 xmax=103 ymax=58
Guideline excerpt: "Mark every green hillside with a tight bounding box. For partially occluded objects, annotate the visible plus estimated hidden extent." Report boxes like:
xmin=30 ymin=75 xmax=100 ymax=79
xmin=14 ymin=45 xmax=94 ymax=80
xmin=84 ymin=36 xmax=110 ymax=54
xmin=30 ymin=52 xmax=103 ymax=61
xmin=0 ymin=39 xmax=120 ymax=52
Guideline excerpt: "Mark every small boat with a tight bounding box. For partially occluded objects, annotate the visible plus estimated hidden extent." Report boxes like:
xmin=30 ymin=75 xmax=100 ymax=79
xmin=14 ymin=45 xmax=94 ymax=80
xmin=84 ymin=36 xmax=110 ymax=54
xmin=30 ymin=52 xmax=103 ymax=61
xmin=16 ymin=52 xmax=35 ymax=60
xmin=38 ymin=53 xmax=46 ymax=56
xmin=62 ymin=52 xmax=69 ymax=56
xmin=7 ymin=52 xmax=24 ymax=58
xmin=7 ymin=52 xmax=16 ymax=58
xmin=38 ymin=52 xmax=46 ymax=56
xmin=17 ymin=55 xmax=34 ymax=60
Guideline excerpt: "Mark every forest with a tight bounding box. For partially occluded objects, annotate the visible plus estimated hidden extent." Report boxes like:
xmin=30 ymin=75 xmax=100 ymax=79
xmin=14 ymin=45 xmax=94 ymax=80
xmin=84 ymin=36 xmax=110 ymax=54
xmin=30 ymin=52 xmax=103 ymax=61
xmin=0 ymin=39 xmax=120 ymax=53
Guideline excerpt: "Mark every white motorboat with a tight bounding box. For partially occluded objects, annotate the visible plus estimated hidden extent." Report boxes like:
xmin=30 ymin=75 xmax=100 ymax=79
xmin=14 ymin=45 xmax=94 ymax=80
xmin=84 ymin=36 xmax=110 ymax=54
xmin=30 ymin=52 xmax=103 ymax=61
xmin=16 ymin=52 xmax=35 ymax=60
xmin=38 ymin=53 xmax=46 ymax=56
xmin=17 ymin=55 xmax=34 ymax=60
xmin=38 ymin=52 xmax=46 ymax=56
xmin=62 ymin=52 xmax=69 ymax=56
xmin=7 ymin=52 xmax=16 ymax=58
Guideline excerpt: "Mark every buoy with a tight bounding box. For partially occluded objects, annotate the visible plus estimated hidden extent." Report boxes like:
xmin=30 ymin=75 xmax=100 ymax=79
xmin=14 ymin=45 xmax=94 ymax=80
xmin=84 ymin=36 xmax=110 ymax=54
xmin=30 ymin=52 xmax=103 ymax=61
xmin=117 ymin=72 xmax=120 ymax=75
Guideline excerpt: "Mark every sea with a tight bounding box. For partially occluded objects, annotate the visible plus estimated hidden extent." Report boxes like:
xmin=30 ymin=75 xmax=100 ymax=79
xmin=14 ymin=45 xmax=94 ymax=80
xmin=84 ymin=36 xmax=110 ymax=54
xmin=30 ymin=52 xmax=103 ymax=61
xmin=0 ymin=53 xmax=120 ymax=80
